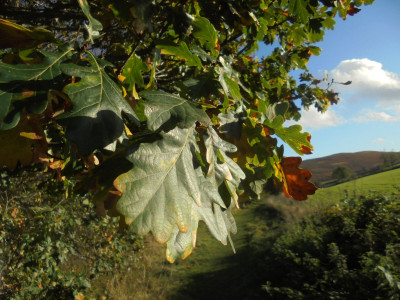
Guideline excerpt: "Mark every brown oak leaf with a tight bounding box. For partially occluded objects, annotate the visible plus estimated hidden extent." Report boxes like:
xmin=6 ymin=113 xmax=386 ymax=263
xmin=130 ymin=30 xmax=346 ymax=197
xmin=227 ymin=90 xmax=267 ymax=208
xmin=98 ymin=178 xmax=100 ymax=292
xmin=281 ymin=156 xmax=317 ymax=201
xmin=347 ymin=3 xmax=361 ymax=16
xmin=300 ymin=134 xmax=313 ymax=154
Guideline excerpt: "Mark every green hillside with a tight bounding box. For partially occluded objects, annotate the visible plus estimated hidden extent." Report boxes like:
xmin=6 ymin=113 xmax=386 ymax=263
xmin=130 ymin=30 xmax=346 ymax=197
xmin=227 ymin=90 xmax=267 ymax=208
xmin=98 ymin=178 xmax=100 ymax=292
xmin=308 ymin=168 xmax=400 ymax=207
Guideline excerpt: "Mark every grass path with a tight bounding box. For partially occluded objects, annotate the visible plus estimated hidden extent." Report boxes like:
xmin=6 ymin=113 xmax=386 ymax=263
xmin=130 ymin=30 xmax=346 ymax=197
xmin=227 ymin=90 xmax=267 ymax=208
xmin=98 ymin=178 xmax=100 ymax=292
xmin=164 ymin=199 xmax=297 ymax=300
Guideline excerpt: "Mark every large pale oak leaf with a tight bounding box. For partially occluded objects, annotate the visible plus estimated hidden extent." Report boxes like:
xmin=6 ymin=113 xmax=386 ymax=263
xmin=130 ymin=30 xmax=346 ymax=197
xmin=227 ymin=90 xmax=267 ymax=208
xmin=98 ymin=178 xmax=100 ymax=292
xmin=114 ymin=126 xmax=236 ymax=262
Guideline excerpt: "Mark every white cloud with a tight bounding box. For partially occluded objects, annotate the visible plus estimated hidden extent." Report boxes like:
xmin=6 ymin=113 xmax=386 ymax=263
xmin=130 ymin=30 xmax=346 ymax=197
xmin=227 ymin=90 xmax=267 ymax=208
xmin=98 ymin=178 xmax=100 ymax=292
xmin=354 ymin=110 xmax=400 ymax=123
xmin=332 ymin=58 xmax=400 ymax=103
xmin=331 ymin=58 xmax=400 ymax=123
xmin=294 ymin=106 xmax=341 ymax=129
xmin=373 ymin=138 xmax=385 ymax=143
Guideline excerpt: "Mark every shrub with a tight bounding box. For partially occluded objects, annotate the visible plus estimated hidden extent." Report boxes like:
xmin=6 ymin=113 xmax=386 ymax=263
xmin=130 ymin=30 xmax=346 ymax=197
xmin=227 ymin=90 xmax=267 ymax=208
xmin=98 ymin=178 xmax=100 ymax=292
xmin=261 ymin=193 xmax=400 ymax=300
xmin=0 ymin=171 xmax=143 ymax=299
xmin=332 ymin=166 xmax=352 ymax=181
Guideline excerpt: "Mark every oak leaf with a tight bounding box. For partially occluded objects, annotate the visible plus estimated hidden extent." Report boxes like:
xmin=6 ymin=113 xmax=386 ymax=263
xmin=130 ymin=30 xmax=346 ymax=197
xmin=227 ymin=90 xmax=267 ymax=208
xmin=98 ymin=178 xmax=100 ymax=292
xmin=280 ymin=156 xmax=317 ymax=201
xmin=0 ymin=46 xmax=74 ymax=130
xmin=0 ymin=18 xmax=55 ymax=49
xmin=113 ymin=126 xmax=237 ymax=262
xmin=59 ymin=51 xmax=139 ymax=155
xmin=347 ymin=3 xmax=361 ymax=16
xmin=300 ymin=134 xmax=313 ymax=154
xmin=0 ymin=114 xmax=47 ymax=169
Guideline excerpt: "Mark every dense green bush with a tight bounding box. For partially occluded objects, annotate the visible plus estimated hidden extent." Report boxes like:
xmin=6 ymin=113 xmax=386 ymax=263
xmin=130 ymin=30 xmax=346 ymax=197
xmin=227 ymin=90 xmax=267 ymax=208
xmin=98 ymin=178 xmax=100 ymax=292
xmin=0 ymin=171 xmax=143 ymax=299
xmin=261 ymin=193 xmax=400 ymax=300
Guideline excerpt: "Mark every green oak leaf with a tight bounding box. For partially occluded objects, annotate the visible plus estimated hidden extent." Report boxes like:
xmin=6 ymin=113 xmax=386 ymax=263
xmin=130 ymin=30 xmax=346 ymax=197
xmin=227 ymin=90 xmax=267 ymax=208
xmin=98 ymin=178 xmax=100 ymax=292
xmin=288 ymin=0 xmax=310 ymax=24
xmin=191 ymin=45 xmax=216 ymax=63
xmin=77 ymin=0 xmax=103 ymax=42
xmin=179 ymin=75 xmax=220 ymax=99
xmin=263 ymin=106 xmax=312 ymax=155
xmin=192 ymin=16 xmax=219 ymax=57
xmin=262 ymin=101 xmax=289 ymax=124
xmin=141 ymin=90 xmax=211 ymax=131
xmin=59 ymin=51 xmax=139 ymax=155
xmin=275 ymin=124 xmax=312 ymax=155
xmin=121 ymin=53 xmax=149 ymax=92
xmin=217 ymin=56 xmax=243 ymax=101
xmin=223 ymin=75 xmax=242 ymax=101
xmin=166 ymin=176 xmax=238 ymax=262
xmin=114 ymin=126 xmax=236 ymax=262
xmin=156 ymin=40 xmax=202 ymax=69
xmin=0 ymin=46 xmax=74 ymax=130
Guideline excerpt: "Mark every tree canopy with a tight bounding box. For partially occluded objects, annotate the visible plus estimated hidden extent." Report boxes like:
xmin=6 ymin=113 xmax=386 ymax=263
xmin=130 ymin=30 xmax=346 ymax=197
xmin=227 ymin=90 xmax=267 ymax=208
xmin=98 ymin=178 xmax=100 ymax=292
xmin=0 ymin=0 xmax=374 ymax=262
xmin=332 ymin=165 xmax=352 ymax=181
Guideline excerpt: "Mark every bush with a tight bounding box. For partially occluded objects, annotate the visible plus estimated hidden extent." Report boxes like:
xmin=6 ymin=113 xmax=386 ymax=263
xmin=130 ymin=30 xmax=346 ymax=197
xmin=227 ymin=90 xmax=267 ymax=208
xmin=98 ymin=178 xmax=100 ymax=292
xmin=0 ymin=171 xmax=143 ymax=299
xmin=332 ymin=166 xmax=352 ymax=181
xmin=261 ymin=193 xmax=400 ymax=300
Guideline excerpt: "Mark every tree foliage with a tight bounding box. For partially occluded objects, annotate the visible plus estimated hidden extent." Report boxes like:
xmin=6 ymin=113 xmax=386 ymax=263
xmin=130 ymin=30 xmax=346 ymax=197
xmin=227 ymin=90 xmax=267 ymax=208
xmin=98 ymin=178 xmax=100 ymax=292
xmin=332 ymin=165 xmax=352 ymax=181
xmin=0 ymin=0 xmax=374 ymax=261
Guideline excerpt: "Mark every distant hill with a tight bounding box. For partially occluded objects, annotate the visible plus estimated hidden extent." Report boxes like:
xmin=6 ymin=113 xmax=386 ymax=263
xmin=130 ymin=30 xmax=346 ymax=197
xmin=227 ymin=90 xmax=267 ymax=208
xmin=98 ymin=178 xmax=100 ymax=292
xmin=301 ymin=151 xmax=400 ymax=184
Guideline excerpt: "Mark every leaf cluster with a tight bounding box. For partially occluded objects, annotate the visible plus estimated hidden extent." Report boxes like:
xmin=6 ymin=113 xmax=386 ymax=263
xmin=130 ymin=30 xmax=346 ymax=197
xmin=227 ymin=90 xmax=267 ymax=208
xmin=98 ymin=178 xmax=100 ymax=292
xmin=0 ymin=0 xmax=374 ymax=260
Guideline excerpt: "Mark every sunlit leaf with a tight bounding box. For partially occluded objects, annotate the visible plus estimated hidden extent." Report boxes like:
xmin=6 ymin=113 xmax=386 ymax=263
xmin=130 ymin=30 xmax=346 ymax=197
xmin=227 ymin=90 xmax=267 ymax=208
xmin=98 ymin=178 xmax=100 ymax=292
xmin=192 ymin=16 xmax=219 ymax=57
xmin=288 ymin=0 xmax=310 ymax=23
xmin=275 ymin=125 xmax=313 ymax=156
xmin=141 ymin=90 xmax=211 ymax=131
xmin=121 ymin=53 xmax=149 ymax=95
xmin=157 ymin=40 xmax=202 ymax=68
xmin=113 ymin=126 xmax=236 ymax=262
xmin=279 ymin=156 xmax=317 ymax=200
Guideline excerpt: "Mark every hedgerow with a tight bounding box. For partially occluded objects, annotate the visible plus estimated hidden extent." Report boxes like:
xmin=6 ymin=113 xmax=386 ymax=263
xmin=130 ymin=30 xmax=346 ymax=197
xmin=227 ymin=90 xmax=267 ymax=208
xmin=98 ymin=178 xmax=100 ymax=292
xmin=261 ymin=192 xmax=400 ymax=299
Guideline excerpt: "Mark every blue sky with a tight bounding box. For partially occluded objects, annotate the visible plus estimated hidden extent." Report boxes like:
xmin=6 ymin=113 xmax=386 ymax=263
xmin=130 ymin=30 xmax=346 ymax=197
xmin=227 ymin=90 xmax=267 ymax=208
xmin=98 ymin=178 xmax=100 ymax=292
xmin=260 ymin=0 xmax=400 ymax=159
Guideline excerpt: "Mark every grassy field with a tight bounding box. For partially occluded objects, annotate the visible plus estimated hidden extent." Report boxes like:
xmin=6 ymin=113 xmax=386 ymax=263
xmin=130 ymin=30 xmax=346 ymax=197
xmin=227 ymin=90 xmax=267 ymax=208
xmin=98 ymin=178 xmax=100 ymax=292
xmin=308 ymin=167 xmax=400 ymax=208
